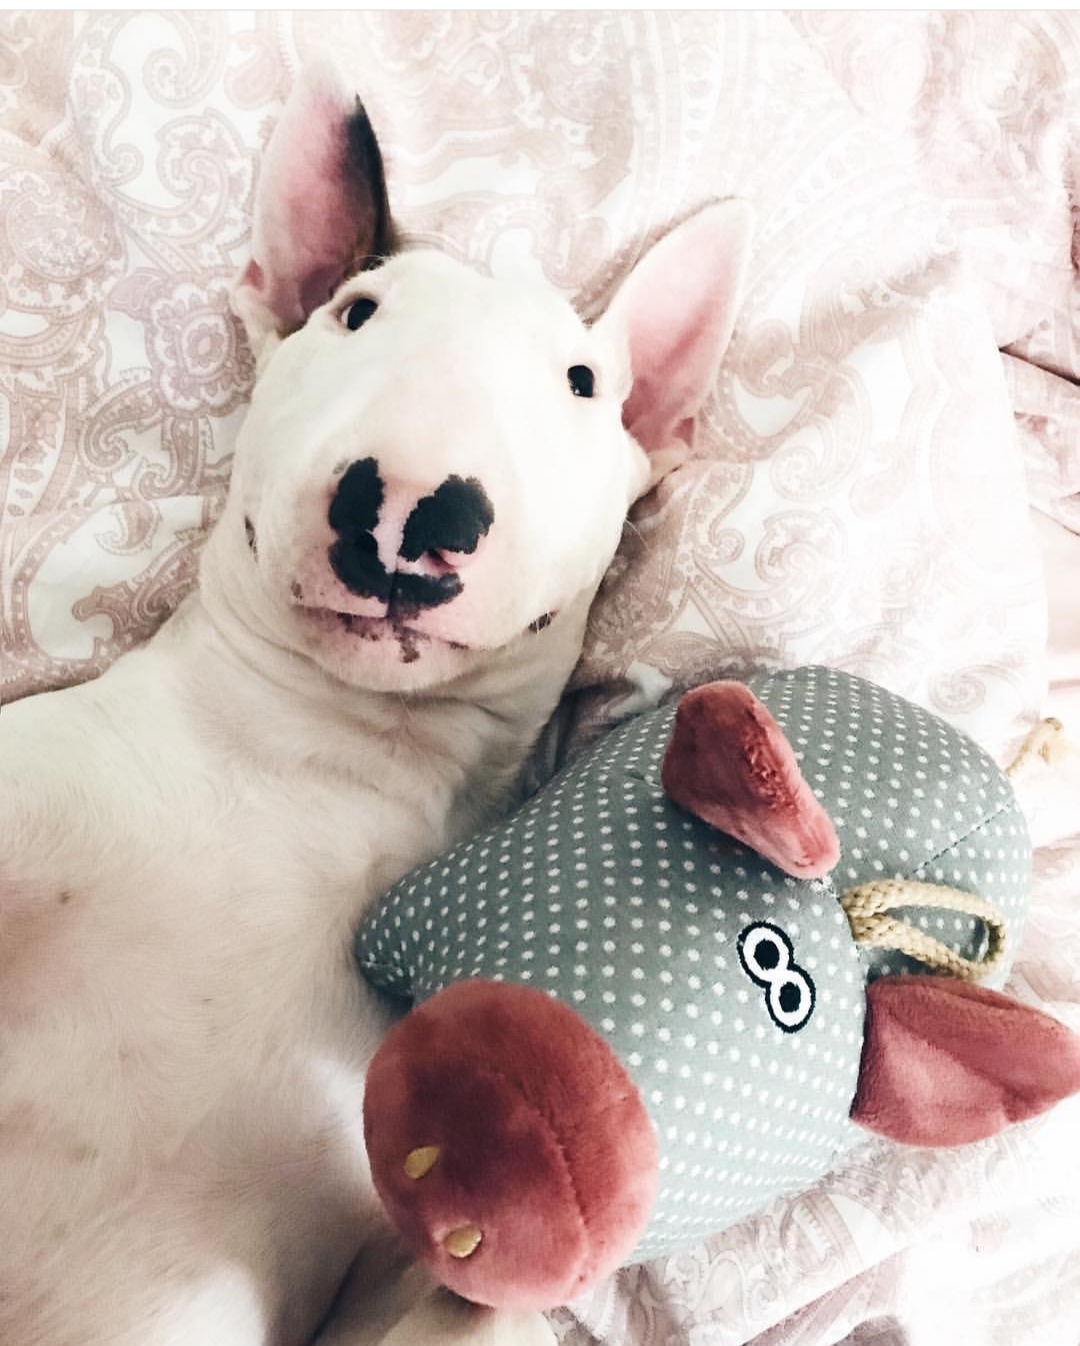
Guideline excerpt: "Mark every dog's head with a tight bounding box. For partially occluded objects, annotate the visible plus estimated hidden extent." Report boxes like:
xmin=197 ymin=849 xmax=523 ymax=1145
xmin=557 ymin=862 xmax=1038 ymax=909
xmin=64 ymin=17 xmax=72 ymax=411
xmin=212 ymin=65 xmax=752 ymax=696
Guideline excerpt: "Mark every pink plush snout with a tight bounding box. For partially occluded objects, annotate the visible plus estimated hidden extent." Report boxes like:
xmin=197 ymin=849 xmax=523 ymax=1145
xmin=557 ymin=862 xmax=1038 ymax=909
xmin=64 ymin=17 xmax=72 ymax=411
xmin=364 ymin=980 xmax=659 ymax=1310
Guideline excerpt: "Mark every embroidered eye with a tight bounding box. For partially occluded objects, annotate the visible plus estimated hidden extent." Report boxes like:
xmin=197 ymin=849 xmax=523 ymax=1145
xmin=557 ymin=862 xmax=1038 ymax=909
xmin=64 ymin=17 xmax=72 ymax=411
xmin=739 ymin=925 xmax=789 ymax=983
xmin=567 ymin=365 xmax=595 ymax=398
xmin=737 ymin=921 xmax=816 ymax=1034
xmin=342 ymin=298 xmax=378 ymax=331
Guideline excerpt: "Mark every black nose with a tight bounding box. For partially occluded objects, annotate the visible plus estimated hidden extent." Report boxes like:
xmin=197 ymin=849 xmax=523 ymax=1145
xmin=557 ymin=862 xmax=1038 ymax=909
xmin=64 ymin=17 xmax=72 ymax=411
xmin=399 ymin=475 xmax=495 ymax=561
xmin=326 ymin=462 xmax=495 ymax=613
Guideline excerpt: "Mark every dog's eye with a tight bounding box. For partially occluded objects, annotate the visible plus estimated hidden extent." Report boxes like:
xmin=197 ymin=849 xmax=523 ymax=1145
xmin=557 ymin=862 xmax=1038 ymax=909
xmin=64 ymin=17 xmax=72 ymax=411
xmin=342 ymin=298 xmax=378 ymax=331
xmin=567 ymin=365 xmax=595 ymax=398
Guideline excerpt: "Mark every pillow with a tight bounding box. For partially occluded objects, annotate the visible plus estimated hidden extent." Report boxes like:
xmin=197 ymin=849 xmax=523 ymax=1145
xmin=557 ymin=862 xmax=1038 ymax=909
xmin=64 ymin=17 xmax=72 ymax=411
xmin=1 ymin=12 xmax=1043 ymax=772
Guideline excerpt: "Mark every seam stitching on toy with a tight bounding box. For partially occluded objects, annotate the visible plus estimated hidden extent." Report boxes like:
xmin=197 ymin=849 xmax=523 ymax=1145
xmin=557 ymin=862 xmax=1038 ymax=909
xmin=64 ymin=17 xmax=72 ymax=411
xmin=452 ymin=1052 xmax=596 ymax=1262
xmin=904 ymin=799 xmax=1014 ymax=880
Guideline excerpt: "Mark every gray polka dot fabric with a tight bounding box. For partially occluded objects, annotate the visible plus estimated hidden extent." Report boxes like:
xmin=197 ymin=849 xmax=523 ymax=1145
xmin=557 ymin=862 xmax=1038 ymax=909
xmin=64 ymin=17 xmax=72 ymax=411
xmin=761 ymin=668 xmax=1031 ymax=984
xmin=356 ymin=667 xmax=1031 ymax=1260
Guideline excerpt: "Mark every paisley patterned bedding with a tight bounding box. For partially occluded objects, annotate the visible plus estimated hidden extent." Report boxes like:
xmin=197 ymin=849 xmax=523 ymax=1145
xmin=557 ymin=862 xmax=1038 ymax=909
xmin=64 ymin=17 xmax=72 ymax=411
xmin=1 ymin=12 xmax=1078 ymax=1346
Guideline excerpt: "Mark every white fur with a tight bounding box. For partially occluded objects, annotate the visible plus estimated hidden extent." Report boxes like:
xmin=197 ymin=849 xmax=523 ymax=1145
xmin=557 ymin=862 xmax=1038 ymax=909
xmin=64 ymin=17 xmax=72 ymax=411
xmin=0 ymin=53 xmax=755 ymax=1327
xmin=0 ymin=250 xmax=651 ymax=1346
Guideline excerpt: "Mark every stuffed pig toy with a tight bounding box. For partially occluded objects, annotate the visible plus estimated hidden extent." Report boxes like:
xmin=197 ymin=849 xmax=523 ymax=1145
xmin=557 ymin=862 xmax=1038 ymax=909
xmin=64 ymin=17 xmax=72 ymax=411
xmin=355 ymin=666 xmax=1080 ymax=1309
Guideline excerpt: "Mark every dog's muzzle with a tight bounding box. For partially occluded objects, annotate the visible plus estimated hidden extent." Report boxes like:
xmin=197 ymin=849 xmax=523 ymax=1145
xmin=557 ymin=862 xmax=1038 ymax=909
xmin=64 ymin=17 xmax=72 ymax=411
xmin=327 ymin=458 xmax=494 ymax=620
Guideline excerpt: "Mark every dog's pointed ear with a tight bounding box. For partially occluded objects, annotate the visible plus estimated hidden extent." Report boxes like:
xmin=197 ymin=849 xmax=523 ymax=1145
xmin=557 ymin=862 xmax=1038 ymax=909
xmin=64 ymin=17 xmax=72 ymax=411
xmin=233 ymin=62 xmax=395 ymax=365
xmin=597 ymin=200 xmax=754 ymax=494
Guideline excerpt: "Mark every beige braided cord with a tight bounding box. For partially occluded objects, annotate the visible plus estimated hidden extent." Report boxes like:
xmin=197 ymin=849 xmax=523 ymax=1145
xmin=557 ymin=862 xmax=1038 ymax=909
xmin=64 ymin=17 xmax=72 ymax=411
xmin=838 ymin=717 xmax=1076 ymax=982
xmin=1005 ymin=716 xmax=1067 ymax=778
xmin=840 ymin=879 xmax=1007 ymax=982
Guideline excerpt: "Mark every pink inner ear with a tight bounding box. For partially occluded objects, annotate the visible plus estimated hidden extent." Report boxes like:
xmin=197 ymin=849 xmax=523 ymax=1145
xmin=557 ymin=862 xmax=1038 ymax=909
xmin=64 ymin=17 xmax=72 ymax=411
xmin=239 ymin=64 xmax=392 ymax=335
xmin=605 ymin=200 xmax=754 ymax=457
xmin=852 ymin=977 xmax=1080 ymax=1147
xmin=661 ymin=681 xmax=840 ymax=879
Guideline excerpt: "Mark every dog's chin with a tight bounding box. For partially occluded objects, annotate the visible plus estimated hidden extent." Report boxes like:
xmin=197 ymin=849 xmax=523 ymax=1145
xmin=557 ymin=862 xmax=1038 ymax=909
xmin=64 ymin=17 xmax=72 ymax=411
xmin=292 ymin=606 xmax=482 ymax=694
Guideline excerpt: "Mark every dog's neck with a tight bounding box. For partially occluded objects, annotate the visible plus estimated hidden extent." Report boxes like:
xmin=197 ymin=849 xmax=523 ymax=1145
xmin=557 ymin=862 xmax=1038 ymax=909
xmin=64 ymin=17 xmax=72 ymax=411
xmin=166 ymin=528 xmax=590 ymax=838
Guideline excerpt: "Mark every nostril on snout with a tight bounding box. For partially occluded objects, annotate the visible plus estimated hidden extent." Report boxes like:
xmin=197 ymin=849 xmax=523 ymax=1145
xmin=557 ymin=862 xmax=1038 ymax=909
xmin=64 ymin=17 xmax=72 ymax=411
xmin=327 ymin=458 xmax=393 ymax=601
xmin=399 ymin=475 xmax=494 ymax=563
xmin=328 ymin=457 xmax=383 ymax=539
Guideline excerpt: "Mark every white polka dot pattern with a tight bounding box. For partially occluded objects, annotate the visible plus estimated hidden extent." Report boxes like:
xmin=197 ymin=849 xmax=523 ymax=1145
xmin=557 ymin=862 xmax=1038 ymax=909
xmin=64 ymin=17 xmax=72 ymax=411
xmin=754 ymin=668 xmax=1031 ymax=987
xmin=356 ymin=667 xmax=1031 ymax=1260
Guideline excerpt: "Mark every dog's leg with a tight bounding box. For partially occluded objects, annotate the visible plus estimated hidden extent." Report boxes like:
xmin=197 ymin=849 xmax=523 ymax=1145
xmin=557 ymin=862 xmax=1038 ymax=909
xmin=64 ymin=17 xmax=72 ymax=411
xmin=314 ymin=1246 xmax=555 ymax=1346
xmin=372 ymin=1297 xmax=554 ymax=1346
xmin=310 ymin=1235 xmax=422 ymax=1346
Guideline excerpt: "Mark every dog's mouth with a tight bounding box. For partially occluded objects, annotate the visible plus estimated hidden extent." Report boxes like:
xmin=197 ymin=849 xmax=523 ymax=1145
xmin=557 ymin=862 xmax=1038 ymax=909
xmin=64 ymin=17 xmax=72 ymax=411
xmin=299 ymin=605 xmax=465 ymax=665
xmin=294 ymin=593 xmax=559 ymax=669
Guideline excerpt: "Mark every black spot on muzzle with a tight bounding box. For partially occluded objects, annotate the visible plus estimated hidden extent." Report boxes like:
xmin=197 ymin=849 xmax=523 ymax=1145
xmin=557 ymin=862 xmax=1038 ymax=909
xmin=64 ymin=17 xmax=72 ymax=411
xmin=399 ymin=476 xmax=495 ymax=561
xmin=328 ymin=457 xmax=391 ymax=601
xmin=329 ymin=457 xmax=383 ymax=536
xmin=388 ymin=571 xmax=464 ymax=619
xmin=329 ymin=534 xmax=392 ymax=603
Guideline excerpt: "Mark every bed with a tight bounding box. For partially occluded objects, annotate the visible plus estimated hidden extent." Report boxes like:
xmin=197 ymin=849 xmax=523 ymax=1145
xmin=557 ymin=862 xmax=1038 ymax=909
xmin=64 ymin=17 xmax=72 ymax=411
xmin=2 ymin=13 xmax=1078 ymax=1346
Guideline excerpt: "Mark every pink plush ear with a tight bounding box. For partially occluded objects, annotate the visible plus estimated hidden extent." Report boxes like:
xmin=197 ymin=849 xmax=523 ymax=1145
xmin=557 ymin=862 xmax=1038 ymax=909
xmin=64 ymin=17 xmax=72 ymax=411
xmin=233 ymin=62 xmax=395 ymax=352
xmin=661 ymin=681 xmax=840 ymax=879
xmin=600 ymin=199 xmax=754 ymax=460
xmin=852 ymin=977 xmax=1080 ymax=1146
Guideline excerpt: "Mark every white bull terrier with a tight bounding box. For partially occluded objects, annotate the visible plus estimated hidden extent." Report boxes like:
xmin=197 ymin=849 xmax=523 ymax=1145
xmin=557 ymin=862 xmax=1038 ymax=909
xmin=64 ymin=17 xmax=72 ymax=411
xmin=0 ymin=65 xmax=752 ymax=1346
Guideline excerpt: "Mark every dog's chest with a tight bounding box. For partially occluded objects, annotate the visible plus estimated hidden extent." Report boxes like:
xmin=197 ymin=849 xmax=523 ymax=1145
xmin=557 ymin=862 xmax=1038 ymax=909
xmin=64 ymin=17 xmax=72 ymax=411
xmin=0 ymin=616 xmax=551 ymax=1342
xmin=3 ymin=699 xmax=453 ymax=1188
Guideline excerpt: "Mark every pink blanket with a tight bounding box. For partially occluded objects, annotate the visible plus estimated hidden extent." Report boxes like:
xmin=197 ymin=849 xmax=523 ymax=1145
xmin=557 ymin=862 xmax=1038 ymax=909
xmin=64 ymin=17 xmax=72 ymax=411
xmin=1 ymin=12 xmax=1078 ymax=1346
